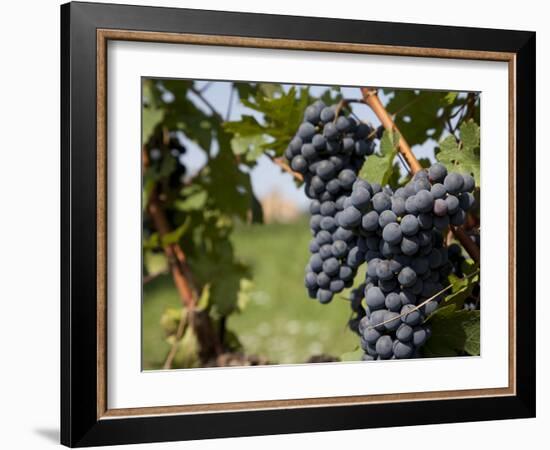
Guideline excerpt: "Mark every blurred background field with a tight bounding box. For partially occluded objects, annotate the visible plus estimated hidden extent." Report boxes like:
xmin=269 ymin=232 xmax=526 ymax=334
xmin=143 ymin=215 xmax=360 ymax=370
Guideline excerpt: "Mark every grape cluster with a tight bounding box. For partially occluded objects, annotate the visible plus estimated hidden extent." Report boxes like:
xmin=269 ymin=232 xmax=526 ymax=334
xmin=338 ymin=163 xmax=476 ymax=359
xmin=285 ymin=100 xmax=376 ymax=304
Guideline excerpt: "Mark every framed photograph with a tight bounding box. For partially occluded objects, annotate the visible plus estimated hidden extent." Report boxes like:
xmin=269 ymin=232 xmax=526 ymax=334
xmin=61 ymin=1 xmax=536 ymax=447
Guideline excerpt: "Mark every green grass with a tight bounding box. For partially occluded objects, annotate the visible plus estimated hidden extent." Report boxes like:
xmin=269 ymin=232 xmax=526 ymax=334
xmin=142 ymin=216 xmax=360 ymax=369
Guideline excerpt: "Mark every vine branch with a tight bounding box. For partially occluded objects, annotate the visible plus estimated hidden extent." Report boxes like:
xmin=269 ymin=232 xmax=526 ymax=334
xmin=143 ymin=145 xmax=222 ymax=369
xmin=360 ymin=87 xmax=423 ymax=174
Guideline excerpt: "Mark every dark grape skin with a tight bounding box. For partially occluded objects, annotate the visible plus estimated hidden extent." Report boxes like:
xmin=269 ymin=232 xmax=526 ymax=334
xmin=378 ymin=210 xmax=397 ymax=228
xmin=444 ymin=172 xmax=464 ymax=194
xmin=428 ymin=162 xmax=448 ymax=183
xmin=382 ymin=222 xmax=403 ymax=245
xmin=376 ymin=335 xmax=393 ymax=359
xmin=317 ymin=289 xmax=334 ymax=304
xmin=398 ymin=267 xmax=417 ymax=287
xmin=297 ymin=122 xmax=316 ymax=141
xmin=351 ymin=188 xmax=371 ymax=211
xmin=290 ymin=155 xmax=308 ymax=173
xmin=320 ymin=106 xmax=336 ymax=123
xmin=415 ymin=190 xmax=434 ymax=213
xmin=362 ymin=211 xmax=379 ymax=232
xmin=433 ymin=198 xmax=448 ymax=216
xmin=396 ymin=323 xmax=413 ymax=342
xmin=400 ymin=214 xmax=419 ymax=236
xmin=372 ymin=192 xmax=392 ymax=213
xmin=366 ymin=286 xmax=386 ymax=310
xmin=394 ymin=341 xmax=414 ymax=359
xmin=304 ymin=105 xmax=322 ymax=124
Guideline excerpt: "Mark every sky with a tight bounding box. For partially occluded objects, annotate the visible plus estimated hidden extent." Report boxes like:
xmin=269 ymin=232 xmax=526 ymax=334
xmin=176 ymin=80 xmax=445 ymax=211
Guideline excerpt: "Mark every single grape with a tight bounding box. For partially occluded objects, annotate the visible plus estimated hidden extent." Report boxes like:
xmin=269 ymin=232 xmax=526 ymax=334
xmin=305 ymin=271 xmax=317 ymax=289
xmin=428 ymin=163 xmax=448 ymax=183
xmin=372 ymin=192 xmax=392 ymax=212
xmin=376 ymin=260 xmax=394 ymax=280
xmin=431 ymin=183 xmax=447 ymax=199
xmin=317 ymin=289 xmax=333 ymax=304
xmin=396 ymin=323 xmax=413 ymax=342
xmin=335 ymin=116 xmax=351 ymax=132
xmin=362 ymin=211 xmax=380 ymax=232
xmin=394 ymin=341 xmax=414 ymax=359
xmin=376 ymin=335 xmax=394 ymax=359
xmin=323 ymin=122 xmax=338 ymax=140
xmin=310 ymin=254 xmax=323 ymax=273
xmin=415 ymin=190 xmax=434 ymax=213
xmin=366 ymin=286 xmax=386 ymax=310
xmin=351 ymin=188 xmax=371 ymax=211
xmin=290 ymin=155 xmax=308 ymax=173
xmin=338 ymin=206 xmax=362 ymax=228
xmin=336 ymin=171 xmax=355 ymax=191
xmin=398 ymin=266 xmax=417 ymax=287
xmin=433 ymin=198 xmax=448 ymax=216
xmin=330 ymin=279 xmax=345 ymax=293
xmin=462 ymin=173 xmax=475 ymax=192
xmin=391 ymin=197 xmax=407 ymax=216
xmin=320 ymin=201 xmax=336 ymax=216
xmin=383 ymin=223 xmax=403 ymax=245
xmin=320 ymin=106 xmax=336 ymax=123
xmin=332 ymin=240 xmax=348 ymax=258
xmin=401 ymin=304 xmax=422 ymax=326
xmin=297 ymin=122 xmax=316 ymax=141
xmin=316 ymin=272 xmax=330 ymax=288
xmin=400 ymin=214 xmax=419 ymax=236
xmin=412 ymin=327 xmax=428 ymax=347
xmin=459 ymin=192 xmax=475 ymax=210
xmin=339 ymin=265 xmax=354 ymax=281
xmin=322 ymin=257 xmax=340 ymax=276
xmin=304 ymin=105 xmax=321 ymax=124
xmin=444 ymin=172 xmax=464 ymax=194
xmin=363 ymin=326 xmax=382 ymax=344
xmin=405 ymin=195 xmax=418 ymax=215
xmin=385 ymin=292 xmax=402 ymax=312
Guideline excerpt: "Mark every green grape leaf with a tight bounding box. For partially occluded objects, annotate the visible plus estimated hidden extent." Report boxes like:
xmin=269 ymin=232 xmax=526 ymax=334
xmin=170 ymin=326 xmax=201 ymax=368
xmin=175 ymin=185 xmax=208 ymax=211
xmin=160 ymin=307 xmax=184 ymax=337
xmin=224 ymin=115 xmax=269 ymax=162
xmin=196 ymin=284 xmax=211 ymax=312
xmin=161 ymin=217 xmax=191 ymax=246
xmin=358 ymin=130 xmax=399 ymax=185
xmin=436 ymin=120 xmax=480 ymax=185
xmin=423 ymin=304 xmax=480 ymax=357
xmin=384 ymin=90 xmax=457 ymax=145
xmin=444 ymin=92 xmax=458 ymax=105
xmin=440 ymin=262 xmax=480 ymax=309
xmin=142 ymin=106 xmax=164 ymax=144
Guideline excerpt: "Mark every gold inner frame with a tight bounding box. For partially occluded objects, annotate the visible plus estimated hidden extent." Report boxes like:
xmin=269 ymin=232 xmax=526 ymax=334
xmin=96 ymin=29 xmax=517 ymax=420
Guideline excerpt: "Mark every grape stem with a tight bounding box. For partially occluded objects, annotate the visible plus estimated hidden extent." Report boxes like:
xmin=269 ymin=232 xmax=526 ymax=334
xmin=360 ymin=87 xmax=480 ymax=263
xmin=365 ymin=268 xmax=481 ymax=330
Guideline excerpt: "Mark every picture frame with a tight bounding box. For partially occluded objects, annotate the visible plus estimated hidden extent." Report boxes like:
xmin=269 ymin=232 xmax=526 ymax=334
xmin=61 ymin=1 xmax=536 ymax=447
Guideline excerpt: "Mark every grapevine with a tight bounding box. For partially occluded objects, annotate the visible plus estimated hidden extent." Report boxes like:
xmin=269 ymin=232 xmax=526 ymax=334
xmin=286 ymin=99 xmax=479 ymax=360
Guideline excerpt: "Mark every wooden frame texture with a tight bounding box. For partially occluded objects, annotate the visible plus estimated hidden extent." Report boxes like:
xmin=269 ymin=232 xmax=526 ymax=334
xmin=61 ymin=2 xmax=535 ymax=447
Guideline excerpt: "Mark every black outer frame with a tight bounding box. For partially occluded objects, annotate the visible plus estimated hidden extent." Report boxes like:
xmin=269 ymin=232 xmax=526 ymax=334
xmin=61 ymin=1 xmax=536 ymax=447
